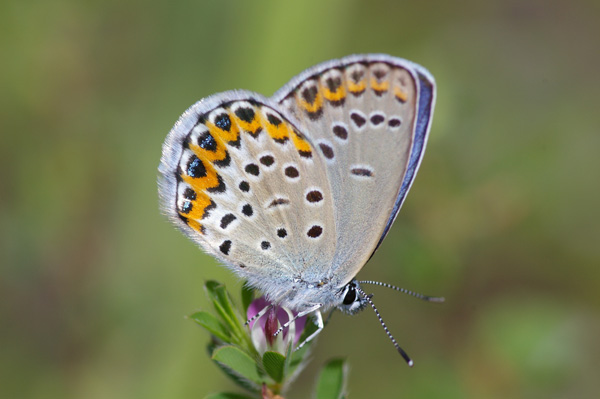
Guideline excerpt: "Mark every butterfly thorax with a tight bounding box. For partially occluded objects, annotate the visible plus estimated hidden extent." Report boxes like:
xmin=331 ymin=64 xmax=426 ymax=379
xmin=246 ymin=271 xmax=367 ymax=315
xmin=242 ymin=271 xmax=345 ymax=312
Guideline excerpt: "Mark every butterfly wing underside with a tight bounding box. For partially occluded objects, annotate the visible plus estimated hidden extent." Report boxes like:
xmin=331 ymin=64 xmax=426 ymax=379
xmin=273 ymin=54 xmax=436 ymax=285
xmin=158 ymin=92 xmax=338 ymax=295
xmin=158 ymin=54 xmax=435 ymax=300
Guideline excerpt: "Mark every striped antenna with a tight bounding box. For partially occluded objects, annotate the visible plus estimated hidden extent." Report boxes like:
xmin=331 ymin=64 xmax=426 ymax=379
xmin=358 ymin=280 xmax=445 ymax=303
xmin=356 ymin=286 xmax=414 ymax=367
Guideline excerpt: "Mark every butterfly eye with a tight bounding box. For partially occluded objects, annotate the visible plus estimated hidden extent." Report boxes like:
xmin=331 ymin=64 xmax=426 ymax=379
xmin=342 ymin=285 xmax=357 ymax=305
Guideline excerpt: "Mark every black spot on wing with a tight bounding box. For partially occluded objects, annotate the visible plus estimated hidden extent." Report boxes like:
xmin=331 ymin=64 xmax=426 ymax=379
xmin=219 ymin=240 xmax=232 ymax=255
xmin=220 ymin=213 xmax=236 ymax=229
xmin=307 ymin=225 xmax=323 ymax=238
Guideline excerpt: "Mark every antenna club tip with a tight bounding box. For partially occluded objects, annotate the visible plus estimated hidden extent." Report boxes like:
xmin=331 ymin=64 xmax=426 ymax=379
xmin=408 ymin=360 xmax=414 ymax=367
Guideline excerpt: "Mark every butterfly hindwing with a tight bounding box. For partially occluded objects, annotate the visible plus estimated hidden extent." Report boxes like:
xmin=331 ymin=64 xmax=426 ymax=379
xmin=273 ymin=54 xmax=436 ymax=284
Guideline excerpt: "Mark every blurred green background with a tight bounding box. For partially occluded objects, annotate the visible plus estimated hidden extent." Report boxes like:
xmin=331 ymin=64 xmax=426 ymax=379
xmin=2 ymin=0 xmax=599 ymax=398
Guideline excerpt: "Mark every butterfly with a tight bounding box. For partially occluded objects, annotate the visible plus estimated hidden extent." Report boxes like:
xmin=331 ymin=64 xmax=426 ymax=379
xmin=158 ymin=54 xmax=441 ymax=366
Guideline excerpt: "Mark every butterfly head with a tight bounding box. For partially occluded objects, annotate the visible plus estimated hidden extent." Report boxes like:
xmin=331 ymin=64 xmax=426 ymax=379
xmin=337 ymin=280 xmax=368 ymax=315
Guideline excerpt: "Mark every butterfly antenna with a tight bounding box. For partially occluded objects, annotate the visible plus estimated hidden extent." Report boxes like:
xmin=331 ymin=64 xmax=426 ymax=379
xmin=358 ymin=280 xmax=445 ymax=303
xmin=356 ymin=287 xmax=414 ymax=367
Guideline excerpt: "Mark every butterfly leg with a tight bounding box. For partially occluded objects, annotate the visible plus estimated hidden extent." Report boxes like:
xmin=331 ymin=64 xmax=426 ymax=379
xmin=273 ymin=303 xmax=322 ymax=337
xmin=294 ymin=309 xmax=324 ymax=351
xmin=244 ymin=304 xmax=273 ymax=326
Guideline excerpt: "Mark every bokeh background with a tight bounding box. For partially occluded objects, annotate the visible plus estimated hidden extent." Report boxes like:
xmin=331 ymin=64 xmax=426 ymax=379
xmin=2 ymin=0 xmax=599 ymax=398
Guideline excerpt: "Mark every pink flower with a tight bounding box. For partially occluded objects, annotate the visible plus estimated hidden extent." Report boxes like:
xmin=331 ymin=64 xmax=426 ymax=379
xmin=247 ymin=297 xmax=307 ymax=354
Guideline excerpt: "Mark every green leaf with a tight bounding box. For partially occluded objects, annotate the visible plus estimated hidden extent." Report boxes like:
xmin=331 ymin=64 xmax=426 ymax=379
xmin=282 ymin=343 xmax=294 ymax=378
xmin=315 ymin=358 xmax=348 ymax=399
xmin=262 ymin=351 xmax=286 ymax=383
xmin=241 ymin=283 xmax=255 ymax=314
xmin=212 ymin=358 xmax=260 ymax=393
xmin=205 ymin=281 xmax=245 ymax=342
xmin=190 ymin=311 xmax=231 ymax=343
xmin=204 ymin=392 xmax=256 ymax=399
xmin=212 ymin=345 xmax=263 ymax=385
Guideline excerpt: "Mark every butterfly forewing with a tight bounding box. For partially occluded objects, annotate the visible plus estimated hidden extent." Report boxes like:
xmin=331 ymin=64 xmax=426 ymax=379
xmin=158 ymin=93 xmax=337 ymax=292
xmin=273 ymin=55 xmax=434 ymax=285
